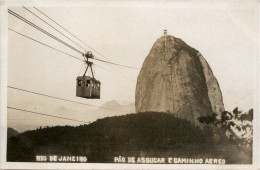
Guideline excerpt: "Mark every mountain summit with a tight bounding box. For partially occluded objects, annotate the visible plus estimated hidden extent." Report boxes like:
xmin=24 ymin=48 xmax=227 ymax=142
xmin=135 ymin=33 xmax=224 ymax=125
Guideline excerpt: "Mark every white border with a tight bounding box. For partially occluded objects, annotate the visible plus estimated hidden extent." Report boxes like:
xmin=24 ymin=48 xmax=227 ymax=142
xmin=0 ymin=1 xmax=8 ymax=169
xmin=1 ymin=0 xmax=259 ymax=169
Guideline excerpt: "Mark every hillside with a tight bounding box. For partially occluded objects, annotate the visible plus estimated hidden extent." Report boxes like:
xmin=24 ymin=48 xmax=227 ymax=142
xmin=7 ymin=128 xmax=19 ymax=139
xmin=7 ymin=112 xmax=251 ymax=163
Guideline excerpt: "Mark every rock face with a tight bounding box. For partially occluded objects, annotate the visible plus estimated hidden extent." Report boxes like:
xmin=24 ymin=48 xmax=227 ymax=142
xmin=135 ymin=34 xmax=224 ymax=125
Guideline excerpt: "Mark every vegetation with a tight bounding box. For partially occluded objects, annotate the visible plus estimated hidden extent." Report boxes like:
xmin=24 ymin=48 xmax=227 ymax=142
xmin=198 ymin=108 xmax=253 ymax=148
xmin=7 ymin=128 xmax=19 ymax=139
xmin=7 ymin=112 xmax=252 ymax=163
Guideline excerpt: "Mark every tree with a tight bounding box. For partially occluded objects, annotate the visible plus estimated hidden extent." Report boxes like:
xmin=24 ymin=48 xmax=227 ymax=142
xmin=198 ymin=108 xmax=253 ymax=148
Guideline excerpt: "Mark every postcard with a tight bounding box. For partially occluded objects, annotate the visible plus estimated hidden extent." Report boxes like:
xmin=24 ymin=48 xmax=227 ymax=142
xmin=0 ymin=0 xmax=259 ymax=169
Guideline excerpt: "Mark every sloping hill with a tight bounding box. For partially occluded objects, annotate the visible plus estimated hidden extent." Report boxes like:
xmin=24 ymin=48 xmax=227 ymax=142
xmin=7 ymin=112 xmax=251 ymax=163
xmin=7 ymin=128 xmax=19 ymax=139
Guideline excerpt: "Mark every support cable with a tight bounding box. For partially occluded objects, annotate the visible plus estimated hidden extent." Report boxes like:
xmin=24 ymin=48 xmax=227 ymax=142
xmin=8 ymin=86 xmax=132 ymax=112
xmin=23 ymin=7 xmax=87 ymax=51
xmin=8 ymin=9 xmax=84 ymax=55
xmin=8 ymin=28 xmax=83 ymax=62
xmin=8 ymin=106 xmax=89 ymax=124
xmin=32 ymin=6 xmax=141 ymax=75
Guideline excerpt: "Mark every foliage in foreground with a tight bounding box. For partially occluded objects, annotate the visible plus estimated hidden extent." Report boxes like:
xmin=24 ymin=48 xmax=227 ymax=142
xmin=198 ymin=108 xmax=253 ymax=148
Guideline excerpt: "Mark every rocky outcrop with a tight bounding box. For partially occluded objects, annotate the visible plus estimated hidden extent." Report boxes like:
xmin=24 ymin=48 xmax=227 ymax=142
xmin=135 ymin=34 xmax=224 ymax=125
xmin=197 ymin=53 xmax=225 ymax=115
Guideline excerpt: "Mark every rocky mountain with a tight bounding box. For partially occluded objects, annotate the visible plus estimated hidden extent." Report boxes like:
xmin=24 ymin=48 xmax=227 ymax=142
xmin=135 ymin=33 xmax=224 ymax=125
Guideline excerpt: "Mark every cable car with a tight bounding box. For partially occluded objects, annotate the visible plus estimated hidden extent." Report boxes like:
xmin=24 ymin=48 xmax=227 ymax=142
xmin=76 ymin=76 xmax=101 ymax=99
xmin=76 ymin=51 xmax=101 ymax=99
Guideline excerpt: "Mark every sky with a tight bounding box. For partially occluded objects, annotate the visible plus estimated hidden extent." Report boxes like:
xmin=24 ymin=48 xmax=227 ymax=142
xmin=5 ymin=0 xmax=258 ymax=132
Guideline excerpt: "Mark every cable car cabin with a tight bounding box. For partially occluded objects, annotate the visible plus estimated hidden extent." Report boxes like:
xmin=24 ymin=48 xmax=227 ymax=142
xmin=76 ymin=76 xmax=101 ymax=99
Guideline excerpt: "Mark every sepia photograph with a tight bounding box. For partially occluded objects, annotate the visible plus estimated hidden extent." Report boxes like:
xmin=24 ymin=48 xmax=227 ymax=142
xmin=0 ymin=0 xmax=259 ymax=169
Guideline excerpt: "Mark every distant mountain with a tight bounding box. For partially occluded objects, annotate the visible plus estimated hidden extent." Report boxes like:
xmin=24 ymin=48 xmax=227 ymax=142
xmin=100 ymin=100 xmax=121 ymax=109
xmin=96 ymin=100 xmax=135 ymax=118
xmin=99 ymin=100 xmax=135 ymax=111
xmin=7 ymin=100 xmax=135 ymax=133
xmin=7 ymin=112 xmax=251 ymax=163
xmin=120 ymin=100 xmax=134 ymax=105
xmin=7 ymin=128 xmax=19 ymax=139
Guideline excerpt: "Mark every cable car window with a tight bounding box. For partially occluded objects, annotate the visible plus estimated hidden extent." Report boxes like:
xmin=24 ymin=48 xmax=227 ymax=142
xmin=77 ymin=80 xmax=82 ymax=87
xmin=86 ymin=80 xmax=90 ymax=87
